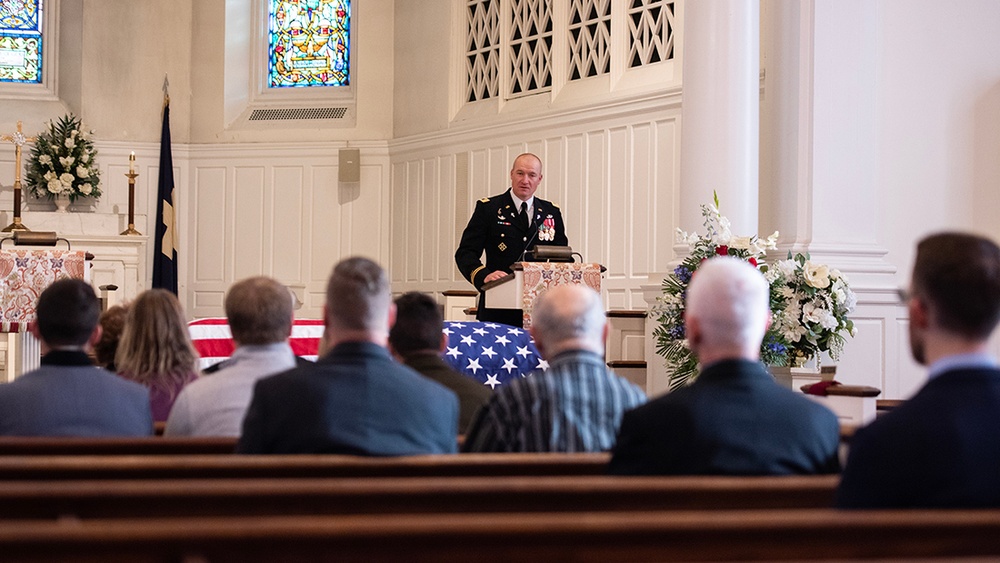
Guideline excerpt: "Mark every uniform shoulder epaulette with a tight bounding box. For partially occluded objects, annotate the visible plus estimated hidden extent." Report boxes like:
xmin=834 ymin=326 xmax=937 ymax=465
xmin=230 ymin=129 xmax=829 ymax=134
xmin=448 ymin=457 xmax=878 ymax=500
xmin=552 ymin=202 xmax=560 ymax=209
xmin=480 ymin=197 xmax=491 ymax=203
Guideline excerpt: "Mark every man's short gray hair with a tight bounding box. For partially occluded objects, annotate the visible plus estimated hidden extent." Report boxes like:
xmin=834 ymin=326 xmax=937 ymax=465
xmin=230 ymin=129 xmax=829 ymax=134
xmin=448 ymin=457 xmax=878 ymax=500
xmin=325 ymin=256 xmax=391 ymax=332
xmin=531 ymin=285 xmax=605 ymax=351
xmin=687 ymin=256 xmax=769 ymax=350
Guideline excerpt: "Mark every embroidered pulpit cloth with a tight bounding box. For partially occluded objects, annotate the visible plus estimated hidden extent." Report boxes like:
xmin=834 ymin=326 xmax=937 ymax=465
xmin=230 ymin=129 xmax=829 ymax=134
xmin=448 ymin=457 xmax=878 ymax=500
xmin=0 ymin=250 xmax=88 ymax=333
xmin=519 ymin=262 xmax=603 ymax=328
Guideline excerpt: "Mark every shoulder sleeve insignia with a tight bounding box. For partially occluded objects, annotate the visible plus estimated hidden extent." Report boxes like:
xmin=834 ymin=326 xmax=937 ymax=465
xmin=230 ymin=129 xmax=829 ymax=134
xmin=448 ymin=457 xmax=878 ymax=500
xmin=480 ymin=197 xmax=490 ymax=203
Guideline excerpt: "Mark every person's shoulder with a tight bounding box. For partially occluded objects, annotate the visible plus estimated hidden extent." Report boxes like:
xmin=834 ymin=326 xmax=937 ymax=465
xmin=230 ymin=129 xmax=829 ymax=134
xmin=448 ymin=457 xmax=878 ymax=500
xmin=534 ymin=195 xmax=562 ymax=211
xmin=475 ymin=192 xmax=509 ymax=208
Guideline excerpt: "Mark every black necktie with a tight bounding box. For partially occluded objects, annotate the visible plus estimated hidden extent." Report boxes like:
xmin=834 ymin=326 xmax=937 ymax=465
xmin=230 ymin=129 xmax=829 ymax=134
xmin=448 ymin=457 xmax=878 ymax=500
xmin=519 ymin=202 xmax=529 ymax=230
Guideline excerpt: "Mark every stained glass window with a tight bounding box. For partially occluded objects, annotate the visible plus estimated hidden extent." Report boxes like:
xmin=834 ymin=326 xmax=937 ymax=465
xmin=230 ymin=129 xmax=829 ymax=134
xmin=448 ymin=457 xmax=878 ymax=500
xmin=268 ymin=0 xmax=350 ymax=88
xmin=0 ymin=0 xmax=43 ymax=84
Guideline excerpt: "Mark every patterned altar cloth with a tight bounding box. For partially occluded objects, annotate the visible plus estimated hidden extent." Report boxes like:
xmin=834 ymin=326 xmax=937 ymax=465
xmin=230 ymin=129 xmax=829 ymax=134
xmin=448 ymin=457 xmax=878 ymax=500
xmin=520 ymin=262 xmax=603 ymax=328
xmin=188 ymin=319 xmax=542 ymax=388
xmin=0 ymin=250 xmax=88 ymax=333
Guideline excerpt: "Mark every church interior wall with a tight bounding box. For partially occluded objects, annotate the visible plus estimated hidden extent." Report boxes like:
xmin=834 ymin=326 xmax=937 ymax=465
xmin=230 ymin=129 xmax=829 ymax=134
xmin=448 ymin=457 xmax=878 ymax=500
xmin=2 ymin=1 xmax=1000 ymax=399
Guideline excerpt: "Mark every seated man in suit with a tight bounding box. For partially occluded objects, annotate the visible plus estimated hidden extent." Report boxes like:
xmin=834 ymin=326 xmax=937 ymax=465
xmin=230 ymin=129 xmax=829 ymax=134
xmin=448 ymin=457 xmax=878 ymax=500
xmin=388 ymin=292 xmax=491 ymax=433
xmin=838 ymin=232 xmax=1000 ymax=508
xmin=237 ymin=257 xmax=459 ymax=455
xmin=165 ymin=276 xmax=300 ymax=437
xmin=463 ymin=284 xmax=647 ymax=452
xmin=0 ymin=279 xmax=152 ymax=436
xmin=609 ymin=257 xmax=840 ymax=475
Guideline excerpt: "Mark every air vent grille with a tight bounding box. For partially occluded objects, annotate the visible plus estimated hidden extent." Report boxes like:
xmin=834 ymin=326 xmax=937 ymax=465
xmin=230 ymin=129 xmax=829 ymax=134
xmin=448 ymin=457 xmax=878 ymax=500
xmin=249 ymin=107 xmax=349 ymax=121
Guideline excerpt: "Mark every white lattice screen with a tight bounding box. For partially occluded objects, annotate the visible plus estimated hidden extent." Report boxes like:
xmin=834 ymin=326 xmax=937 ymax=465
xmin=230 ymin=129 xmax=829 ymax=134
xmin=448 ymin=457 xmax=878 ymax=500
xmin=627 ymin=0 xmax=674 ymax=68
xmin=508 ymin=0 xmax=553 ymax=97
xmin=568 ymin=0 xmax=611 ymax=80
xmin=463 ymin=0 xmax=674 ymax=108
xmin=466 ymin=0 xmax=501 ymax=102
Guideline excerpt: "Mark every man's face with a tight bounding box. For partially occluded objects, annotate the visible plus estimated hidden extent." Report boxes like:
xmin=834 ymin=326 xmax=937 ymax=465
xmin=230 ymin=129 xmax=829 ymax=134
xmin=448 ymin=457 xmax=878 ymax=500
xmin=510 ymin=156 xmax=543 ymax=201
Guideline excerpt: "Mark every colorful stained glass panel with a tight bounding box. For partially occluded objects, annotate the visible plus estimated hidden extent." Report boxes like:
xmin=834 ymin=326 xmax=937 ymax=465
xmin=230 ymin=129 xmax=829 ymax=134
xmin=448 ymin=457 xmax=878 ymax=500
xmin=0 ymin=0 xmax=42 ymax=83
xmin=268 ymin=0 xmax=350 ymax=88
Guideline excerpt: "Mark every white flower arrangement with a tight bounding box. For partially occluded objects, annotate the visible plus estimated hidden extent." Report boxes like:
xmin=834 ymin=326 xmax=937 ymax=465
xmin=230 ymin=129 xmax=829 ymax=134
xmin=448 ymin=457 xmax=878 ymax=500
xmin=25 ymin=114 xmax=102 ymax=202
xmin=655 ymin=194 xmax=858 ymax=388
xmin=764 ymin=254 xmax=858 ymax=366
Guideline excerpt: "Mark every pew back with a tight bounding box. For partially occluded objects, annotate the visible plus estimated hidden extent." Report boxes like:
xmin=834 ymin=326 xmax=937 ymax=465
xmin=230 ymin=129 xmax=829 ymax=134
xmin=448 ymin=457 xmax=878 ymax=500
xmin=2 ymin=509 xmax=1000 ymax=562
xmin=0 ymin=474 xmax=839 ymax=519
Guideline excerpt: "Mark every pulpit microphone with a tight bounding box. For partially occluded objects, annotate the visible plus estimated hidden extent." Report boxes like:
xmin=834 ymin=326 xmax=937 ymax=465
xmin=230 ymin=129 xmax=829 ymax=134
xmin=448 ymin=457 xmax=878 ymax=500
xmin=517 ymin=214 xmax=540 ymax=264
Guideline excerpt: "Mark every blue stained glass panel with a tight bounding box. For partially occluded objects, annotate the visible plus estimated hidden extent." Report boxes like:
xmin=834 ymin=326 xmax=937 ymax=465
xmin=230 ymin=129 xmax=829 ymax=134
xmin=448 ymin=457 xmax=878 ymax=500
xmin=0 ymin=0 xmax=43 ymax=83
xmin=0 ymin=0 xmax=41 ymax=32
xmin=268 ymin=0 xmax=350 ymax=88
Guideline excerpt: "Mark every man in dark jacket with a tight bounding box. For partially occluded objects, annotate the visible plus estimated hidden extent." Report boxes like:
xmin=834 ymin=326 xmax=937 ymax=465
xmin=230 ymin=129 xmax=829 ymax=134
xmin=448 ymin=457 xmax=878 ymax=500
xmin=389 ymin=291 xmax=491 ymax=433
xmin=837 ymin=232 xmax=1000 ymax=508
xmin=609 ymin=257 xmax=840 ymax=475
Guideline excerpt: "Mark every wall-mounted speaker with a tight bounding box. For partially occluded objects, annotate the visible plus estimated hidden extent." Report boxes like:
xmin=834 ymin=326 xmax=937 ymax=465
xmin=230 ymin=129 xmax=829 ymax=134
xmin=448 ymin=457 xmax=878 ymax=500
xmin=339 ymin=148 xmax=361 ymax=183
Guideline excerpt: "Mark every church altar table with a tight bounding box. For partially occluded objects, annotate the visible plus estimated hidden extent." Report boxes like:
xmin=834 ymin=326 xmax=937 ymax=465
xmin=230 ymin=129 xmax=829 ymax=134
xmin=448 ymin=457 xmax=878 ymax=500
xmin=188 ymin=319 xmax=541 ymax=388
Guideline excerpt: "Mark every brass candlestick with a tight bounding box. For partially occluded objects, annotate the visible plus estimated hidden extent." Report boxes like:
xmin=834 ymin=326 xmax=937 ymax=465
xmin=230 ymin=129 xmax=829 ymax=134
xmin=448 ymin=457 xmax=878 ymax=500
xmin=1 ymin=121 xmax=35 ymax=232
xmin=120 ymin=165 xmax=141 ymax=235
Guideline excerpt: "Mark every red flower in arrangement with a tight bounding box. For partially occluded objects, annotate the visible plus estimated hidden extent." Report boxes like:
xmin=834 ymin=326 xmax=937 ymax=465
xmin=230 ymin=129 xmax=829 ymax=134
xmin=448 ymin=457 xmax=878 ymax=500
xmin=715 ymin=245 xmax=729 ymax=256
xmin=749 ymin=257 xmax=758 ymax=267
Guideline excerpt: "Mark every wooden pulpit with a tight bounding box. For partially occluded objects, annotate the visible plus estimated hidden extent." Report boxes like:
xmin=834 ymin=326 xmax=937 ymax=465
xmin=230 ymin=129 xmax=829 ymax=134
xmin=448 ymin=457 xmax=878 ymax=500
xmin=482 ymin=261 xmax=605 ymax=328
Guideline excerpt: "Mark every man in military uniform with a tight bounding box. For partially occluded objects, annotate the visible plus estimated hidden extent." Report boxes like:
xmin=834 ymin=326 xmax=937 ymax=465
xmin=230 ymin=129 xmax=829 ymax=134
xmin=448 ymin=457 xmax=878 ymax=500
xmin=455 ymin=153 xmax=568 ymax=326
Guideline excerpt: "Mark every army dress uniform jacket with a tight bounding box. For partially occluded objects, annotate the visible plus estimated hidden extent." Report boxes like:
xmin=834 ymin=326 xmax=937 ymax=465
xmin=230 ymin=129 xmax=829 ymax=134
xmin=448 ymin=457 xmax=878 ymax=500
xmin=456 ymin=188 xmax=567 ymax=283
xmin=455 ymin=189 xmax=568 ymax=325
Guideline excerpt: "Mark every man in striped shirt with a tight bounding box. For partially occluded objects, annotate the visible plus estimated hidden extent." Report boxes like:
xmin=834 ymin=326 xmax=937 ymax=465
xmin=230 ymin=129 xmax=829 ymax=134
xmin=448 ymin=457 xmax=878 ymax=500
xmin=463 ymin=284 xmax=646 ymax=452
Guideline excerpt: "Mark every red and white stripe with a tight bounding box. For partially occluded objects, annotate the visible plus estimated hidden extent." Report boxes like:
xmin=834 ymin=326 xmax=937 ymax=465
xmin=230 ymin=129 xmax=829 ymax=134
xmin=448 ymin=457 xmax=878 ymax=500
xmin=188 ymin=318 xmax=325 ymax=370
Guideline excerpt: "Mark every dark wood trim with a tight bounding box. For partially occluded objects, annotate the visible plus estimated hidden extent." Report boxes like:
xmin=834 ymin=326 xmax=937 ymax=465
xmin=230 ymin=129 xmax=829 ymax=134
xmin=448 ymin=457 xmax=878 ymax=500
xmin=607 ymin=360 xmax=646 ymax=369
xmin=442 ymin=290 xmax=478 ymax=297
xmin=606 ymin=310 xmax=647 ymax=318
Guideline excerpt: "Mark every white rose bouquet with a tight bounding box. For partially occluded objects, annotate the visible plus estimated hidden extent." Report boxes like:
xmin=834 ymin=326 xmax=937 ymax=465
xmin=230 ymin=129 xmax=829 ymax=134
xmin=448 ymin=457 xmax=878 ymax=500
xmin=765 ymin=253 xmax=858 ymax=366
xmin=25 ymin=114 xmax=102 ymax=202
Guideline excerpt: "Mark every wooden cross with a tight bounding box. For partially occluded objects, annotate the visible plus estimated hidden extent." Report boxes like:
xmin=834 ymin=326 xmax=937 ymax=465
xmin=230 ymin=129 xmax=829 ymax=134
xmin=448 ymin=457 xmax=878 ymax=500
xmin=1 ymin=121 xmax=37 ymax=231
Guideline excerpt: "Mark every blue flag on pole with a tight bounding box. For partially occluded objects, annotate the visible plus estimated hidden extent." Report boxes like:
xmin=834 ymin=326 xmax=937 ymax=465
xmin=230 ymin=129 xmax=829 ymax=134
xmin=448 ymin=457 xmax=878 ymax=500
xmin=152 ymin=101 xmax=178 ymax=294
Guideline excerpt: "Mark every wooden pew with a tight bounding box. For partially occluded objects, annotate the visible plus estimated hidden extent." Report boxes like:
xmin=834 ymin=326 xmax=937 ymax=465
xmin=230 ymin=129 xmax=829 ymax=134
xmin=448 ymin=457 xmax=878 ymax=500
xmin=0 ymin=437 xmax=237 ymax=455
xmin=2 ymin=509 xmax=1000 ymax=561
xmin=0 ymin=474 xmax=839 ymax=519
xmin=0 ymin=453 xmax=611 ymax=480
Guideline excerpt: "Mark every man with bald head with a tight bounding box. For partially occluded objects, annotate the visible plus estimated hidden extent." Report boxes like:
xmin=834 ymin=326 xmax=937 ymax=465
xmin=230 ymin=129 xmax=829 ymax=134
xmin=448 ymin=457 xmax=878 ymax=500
xmin=455 ymin=153 xmax=568 ymax=326
xmin=609 ymin=257 xmax=840 ymax=475
xmin=463 ymin=284 xmax=646 ymax=452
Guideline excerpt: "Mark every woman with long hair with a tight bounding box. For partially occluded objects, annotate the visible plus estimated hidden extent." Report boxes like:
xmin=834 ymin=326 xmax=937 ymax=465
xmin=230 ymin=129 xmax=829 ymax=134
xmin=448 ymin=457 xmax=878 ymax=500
xmin=116 ymin=289 xmax=200 ymax=422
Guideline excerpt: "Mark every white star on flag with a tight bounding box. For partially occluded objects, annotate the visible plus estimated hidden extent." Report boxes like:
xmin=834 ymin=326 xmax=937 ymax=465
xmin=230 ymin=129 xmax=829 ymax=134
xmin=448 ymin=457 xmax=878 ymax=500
xmin=516 ymin=345 xmax=531 ymax=358
xmin=467 ymin=358 xmax=482 ymax=374
xmin=442 ymin=327 xmax=453 ymax=335
xmin=536 ymin=359 xmax=549 ymax=371
xmin=501 ymin=357 xmax=518 ymax=374
xmin=481 ymin=346 xmax=497 ymax=359
xmin=485 ymin=373 xmax=501 ymax=389
xmin=507 ymin=328 xmax=523 ymax=335
xmin=495 ymin=335 xmax=510 ymax=345
xmin=473 ymin=327 xmax=488 ymax=336
xmin=445 ymin=346 xmax=462 ymax=359
xmin=460 ymin=334 xmax=476 ymax=346
xmin=484 ymin=323 xmax=501 ymax=328
xmin=451 ymin=323 xmax=466 ymax=328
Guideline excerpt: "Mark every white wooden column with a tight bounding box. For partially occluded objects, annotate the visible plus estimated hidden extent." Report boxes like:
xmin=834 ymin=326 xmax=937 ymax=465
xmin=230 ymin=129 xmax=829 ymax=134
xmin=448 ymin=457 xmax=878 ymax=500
xmin=646 ymin=0 xmax=762 ymax=397
xmin=678 ymin=0 xmax=760 ymax=234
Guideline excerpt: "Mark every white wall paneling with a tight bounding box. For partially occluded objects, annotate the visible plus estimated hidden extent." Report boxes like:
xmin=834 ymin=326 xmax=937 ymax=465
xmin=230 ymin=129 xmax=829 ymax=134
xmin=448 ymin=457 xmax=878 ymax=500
xmin=389 ymin=93 xmax=680 ymax=311
xmin=184 ymin=143 xmax=390 ymax=320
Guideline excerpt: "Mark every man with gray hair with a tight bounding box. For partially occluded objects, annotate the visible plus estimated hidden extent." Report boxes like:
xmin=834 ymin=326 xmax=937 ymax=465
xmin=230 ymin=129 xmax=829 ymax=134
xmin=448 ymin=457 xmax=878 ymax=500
xmin=238 ymin=257 xmax=459 ymax=454
xmin=165 ymin=276 xmax=301 ymax=437
xmin=609 ymin=256 xmax=840 ymax=475
xmin=463 ymin=284 xmax=646 ymax=452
